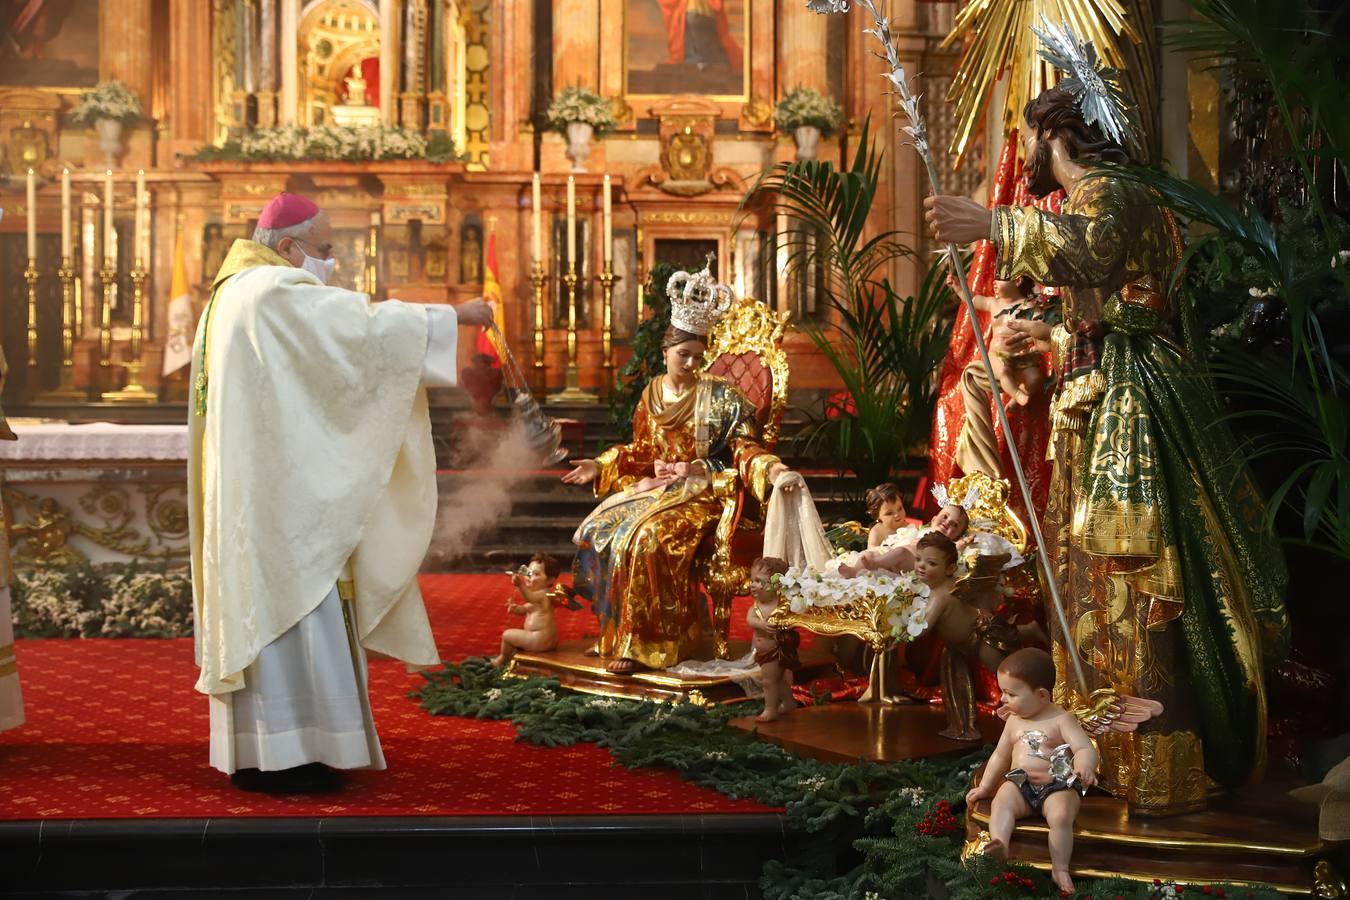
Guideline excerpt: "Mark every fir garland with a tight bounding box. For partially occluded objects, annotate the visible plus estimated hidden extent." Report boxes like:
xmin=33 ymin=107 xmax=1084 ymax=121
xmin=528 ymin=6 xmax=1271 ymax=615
xmin=413 ymin=661 xmax=1291 ymax=899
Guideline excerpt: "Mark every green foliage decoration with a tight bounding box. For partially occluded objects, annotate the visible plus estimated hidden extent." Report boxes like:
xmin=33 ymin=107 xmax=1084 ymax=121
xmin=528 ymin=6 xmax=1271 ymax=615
xmin=412 ymin=661 xmax=1291 ymax=898
xmin=748 ymin=119 xmax=953 ymax=495
xmin=11 ymin=562 xmax=192 ymax=638
xmin=608 ymin=261 xmax=677 ymax=440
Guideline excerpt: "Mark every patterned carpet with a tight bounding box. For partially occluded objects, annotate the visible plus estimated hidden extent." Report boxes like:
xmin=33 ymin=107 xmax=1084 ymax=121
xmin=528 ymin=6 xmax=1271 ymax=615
xmin=0 ymin=574 xmax=775 ymax=819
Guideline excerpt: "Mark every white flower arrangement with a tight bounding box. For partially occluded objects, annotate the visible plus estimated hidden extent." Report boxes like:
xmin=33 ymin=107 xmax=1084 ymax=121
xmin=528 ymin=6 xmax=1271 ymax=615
xmin=775 ymin=564 xmax=930 ymax=643
xmin=546 ymin=87 xmax=618 ymax=136
xmin=1248 ymin=285 xmax=1278 ymax=298
xmin=71 ymin=81 xmax=143 ymax=126
xmin=773 ymin=87 xmax=844 ymax=136
xmin=1332 ymin=250 xmax=1350 ymax=268
xmin=197 ymin=125 xmax=460 ymax=163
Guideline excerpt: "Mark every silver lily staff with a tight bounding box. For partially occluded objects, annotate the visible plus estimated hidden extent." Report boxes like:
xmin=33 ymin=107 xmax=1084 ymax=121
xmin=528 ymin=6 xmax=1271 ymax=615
xmin=807 ymin=0 xmax=1087 ymax=693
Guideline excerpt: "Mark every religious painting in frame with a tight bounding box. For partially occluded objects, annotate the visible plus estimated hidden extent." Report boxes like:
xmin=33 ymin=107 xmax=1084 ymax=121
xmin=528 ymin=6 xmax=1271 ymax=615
xmin=0 ymin=0 xmax=101 ymax=90
xmin=623 ymin=0 xmax=749 ymax=100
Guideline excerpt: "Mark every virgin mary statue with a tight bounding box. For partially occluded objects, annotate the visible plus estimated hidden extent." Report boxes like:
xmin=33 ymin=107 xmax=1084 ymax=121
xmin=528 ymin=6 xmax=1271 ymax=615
xmin=562 ymin=270 xmax=795 ymax=674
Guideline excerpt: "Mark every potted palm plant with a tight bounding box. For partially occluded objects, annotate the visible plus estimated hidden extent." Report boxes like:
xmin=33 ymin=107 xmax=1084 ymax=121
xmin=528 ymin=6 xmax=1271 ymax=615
xmin=546 ymin=87 xmax=618 ymax=172
xmin=71 ymin=81 xmax=142 ymax=168
xmin=774 ymin=87 xmax=844 ymax=161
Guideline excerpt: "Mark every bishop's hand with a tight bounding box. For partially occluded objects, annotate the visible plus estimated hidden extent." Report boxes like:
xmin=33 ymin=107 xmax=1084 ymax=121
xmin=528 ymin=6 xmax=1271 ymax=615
xmin=562 ymin=458 xmax=598 ymax=485
xmin=924 ymin=195 xmax=993 ymax=246
xmin=455 ymin=298 xmax=495 ymax=328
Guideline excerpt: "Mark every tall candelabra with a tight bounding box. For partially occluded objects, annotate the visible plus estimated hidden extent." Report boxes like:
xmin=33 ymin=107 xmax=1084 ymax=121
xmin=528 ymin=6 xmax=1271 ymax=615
xmin=102 ymin=262 xmax=156 ymax=403
xmin=547 ymin=263 xmax=597 ymax=404
xmin=34 ymin=259 xmax=87 ymax=402
xmin=98 ymin=264 xmax=115 ymax=380
xmin=24 ymin=259 xmax=38 ymax=375
xmin=598 ymin=266 xmax=618 ymax=380
xmin=530 ymin=262 xmax=548 ymax=390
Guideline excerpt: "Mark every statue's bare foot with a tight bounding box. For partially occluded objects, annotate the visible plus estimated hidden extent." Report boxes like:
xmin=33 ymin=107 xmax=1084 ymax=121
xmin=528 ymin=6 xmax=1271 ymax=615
xmin=778 ymin=697 xmax=797 ymax=714
xmin=606 ymin=658 xmax=638 ymax=675
xmin=939 ymin=727 xmax=983 ymax=741
xmin=982 ymin=837 xmax=1007 ymax=862
xmin=489 ymin=655 xmax=505 ymax=668
xmin=583 ymin=645 xmax=600 ymax=658
xmin=1051 ymin=867 xmax=1074 ymax=894
xmin=755 ymin=708 xmax=781 ymax=723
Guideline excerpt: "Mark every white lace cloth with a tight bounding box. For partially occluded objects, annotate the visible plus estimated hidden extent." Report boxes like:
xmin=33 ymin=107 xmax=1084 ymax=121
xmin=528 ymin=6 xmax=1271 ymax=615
xmin=0 ymin=422 xmax=189 ymax=461
xmin=667 ymin=650 xmax=764 ymax=698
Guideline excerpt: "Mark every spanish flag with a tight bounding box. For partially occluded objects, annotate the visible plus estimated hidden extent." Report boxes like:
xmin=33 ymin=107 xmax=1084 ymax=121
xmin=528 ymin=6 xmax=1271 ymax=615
xmin=474 ymin=231 xmax=507 ymax=366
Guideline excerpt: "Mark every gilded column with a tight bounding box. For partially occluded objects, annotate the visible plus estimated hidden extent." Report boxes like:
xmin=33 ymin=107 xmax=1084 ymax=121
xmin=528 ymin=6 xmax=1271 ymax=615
xmin=400 ymin=0 xmax=428 ymax=128
xmin=168 ymin=0 xmax=213 ymax=158
xmin=100 ymin=0 xmax=154 ymax=106
xmin=553 ymin=0 xmax=599 ymax=90
xmin=379 ymin=0 xmax=402 ymax=125
xmin=256 ymin=0 xmax=278 ymax=127
xmin=279 ymin=0 xmax=299 ymax=125
xmin=778 ymin=0 xmax=828 ymax=94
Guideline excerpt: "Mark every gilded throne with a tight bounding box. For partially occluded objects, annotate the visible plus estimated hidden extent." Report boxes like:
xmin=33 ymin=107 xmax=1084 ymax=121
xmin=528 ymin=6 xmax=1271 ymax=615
xmin=698 ymin=296 xmax=791 ymax=659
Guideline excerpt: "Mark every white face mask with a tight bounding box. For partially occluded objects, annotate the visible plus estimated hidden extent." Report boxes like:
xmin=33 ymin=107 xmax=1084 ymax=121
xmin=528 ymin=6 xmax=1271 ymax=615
xmin=300 ymin=252 xmax=337 ymax=285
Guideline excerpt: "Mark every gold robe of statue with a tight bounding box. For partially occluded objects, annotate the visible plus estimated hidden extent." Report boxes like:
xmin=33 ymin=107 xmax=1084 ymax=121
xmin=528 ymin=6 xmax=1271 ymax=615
xmin=992 ymin=174 xmax=1289 ymax=816
xmin=572 ymin=373 xmax=780 ymax=669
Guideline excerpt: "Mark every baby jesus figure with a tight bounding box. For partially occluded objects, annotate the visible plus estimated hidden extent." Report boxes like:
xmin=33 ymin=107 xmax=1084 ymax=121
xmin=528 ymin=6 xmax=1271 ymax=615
xmin=490 ymin=553 xmax=562 ymax=668
xmin=837 ymin=502 xmax=971 ymax=578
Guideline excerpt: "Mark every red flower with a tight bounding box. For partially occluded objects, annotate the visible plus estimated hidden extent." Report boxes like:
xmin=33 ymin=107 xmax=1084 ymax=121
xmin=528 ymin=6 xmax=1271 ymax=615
xmin=824 ymin=391 xmax=857 ymax=420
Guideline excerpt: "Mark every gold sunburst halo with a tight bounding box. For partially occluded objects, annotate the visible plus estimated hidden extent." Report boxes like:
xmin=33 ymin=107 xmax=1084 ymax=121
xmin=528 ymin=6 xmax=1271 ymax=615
xmin=940 ymin=0 xmax=1144 ymax=167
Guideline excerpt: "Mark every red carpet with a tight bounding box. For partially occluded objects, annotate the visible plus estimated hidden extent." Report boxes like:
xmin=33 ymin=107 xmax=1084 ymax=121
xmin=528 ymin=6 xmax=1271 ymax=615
xmin=0 ymin=574 xmax=775 ymax=820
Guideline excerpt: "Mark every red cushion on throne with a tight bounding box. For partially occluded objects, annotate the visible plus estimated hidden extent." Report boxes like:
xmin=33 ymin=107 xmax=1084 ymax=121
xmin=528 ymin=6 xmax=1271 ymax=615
xmin=708 ymin=351 xmax=774 ymax=430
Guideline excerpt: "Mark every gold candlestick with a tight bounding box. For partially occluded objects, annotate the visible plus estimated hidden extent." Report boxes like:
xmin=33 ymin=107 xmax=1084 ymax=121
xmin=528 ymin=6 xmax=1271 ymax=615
xmin=547 ymin=265 xmax=597 ymax=404
xmin=530 ymin=261 xmax=547 ymax=385
xmin=24 ymin=259 xmax=38 ymax=375
xmin=366 ymin=214 xmax=380 ymax=297
xmin=34 ymin=260 xmax=87 ymax=402
xmin=102 ymin=264 xmax=156 ymax=403
xmin=598 ymin=266 xmax=618 ymax=385
xmin=98 ymin=265 xmax=116 ymax=370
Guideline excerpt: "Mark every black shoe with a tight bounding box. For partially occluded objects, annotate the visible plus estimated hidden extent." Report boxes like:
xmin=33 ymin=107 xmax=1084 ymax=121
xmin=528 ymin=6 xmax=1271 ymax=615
xmin=230 ymin=763 xmax=343 ymax=794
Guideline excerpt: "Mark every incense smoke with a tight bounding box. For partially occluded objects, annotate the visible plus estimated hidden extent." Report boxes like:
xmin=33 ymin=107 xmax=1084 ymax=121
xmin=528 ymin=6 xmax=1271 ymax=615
xmin=426 ymin=419 xmax=548 ymax=567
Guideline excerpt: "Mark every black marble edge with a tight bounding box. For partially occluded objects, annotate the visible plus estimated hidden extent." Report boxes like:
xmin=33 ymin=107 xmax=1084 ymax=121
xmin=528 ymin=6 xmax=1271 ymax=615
xmin=0 ymin=812 xmax=790 ymax=844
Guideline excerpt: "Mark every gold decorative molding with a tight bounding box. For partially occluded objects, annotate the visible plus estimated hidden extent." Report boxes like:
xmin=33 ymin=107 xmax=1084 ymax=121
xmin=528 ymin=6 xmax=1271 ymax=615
xmin=641 ymin=210 xmax=736 ymax=226
xmin=740 ymin=95 xmax=772 ymax=129
xmin=4 ymin=484 xmax=190 ymax=566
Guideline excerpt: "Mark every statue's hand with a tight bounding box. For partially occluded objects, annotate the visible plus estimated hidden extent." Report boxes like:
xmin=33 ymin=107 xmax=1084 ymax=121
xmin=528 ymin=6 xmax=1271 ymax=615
xmin=923 ymin=195 xmax=993 ymax=246
xmin=561 ymin=459 xmax=598 ymax=485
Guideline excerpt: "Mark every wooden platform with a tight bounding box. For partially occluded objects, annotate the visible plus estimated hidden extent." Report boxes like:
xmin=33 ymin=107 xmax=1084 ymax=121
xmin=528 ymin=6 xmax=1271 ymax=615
xmin=506 ymin=638 xmax=838 ymax=705
xmin=730 ymin=702 xmax=1004 ymax=763
xmin=965 ymin=769 xmax=1346 ymax=895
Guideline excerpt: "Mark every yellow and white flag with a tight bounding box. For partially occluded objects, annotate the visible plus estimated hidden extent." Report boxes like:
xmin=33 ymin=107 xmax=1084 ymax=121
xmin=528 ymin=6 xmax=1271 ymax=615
xmin=162 ymin=229 xmax=194 ymax=375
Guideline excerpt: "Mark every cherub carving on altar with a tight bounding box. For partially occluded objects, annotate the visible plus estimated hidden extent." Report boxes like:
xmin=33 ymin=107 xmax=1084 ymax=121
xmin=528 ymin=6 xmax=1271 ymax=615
xmin=562 ymin=256 xmax=800 ymax=675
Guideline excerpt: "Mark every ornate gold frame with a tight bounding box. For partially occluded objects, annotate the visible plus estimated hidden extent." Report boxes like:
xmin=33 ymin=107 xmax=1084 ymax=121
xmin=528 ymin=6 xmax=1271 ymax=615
xmin=599 ymin=0 xmax=775 ymax=131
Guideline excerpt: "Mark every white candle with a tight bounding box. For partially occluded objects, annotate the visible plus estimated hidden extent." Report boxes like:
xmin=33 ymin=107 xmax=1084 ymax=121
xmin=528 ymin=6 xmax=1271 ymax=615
xmin=566 ymin=175 xmax=576 ymax=266
xmin=135 ymin=169 xmax=147 ymax=263
xmin=531 ymin=172 xmax=542 ymax=264
xmin=26 ymin=168 xmax=36 ymax=259
xmin=103 ymin=169 xmax=114 ymax=264
xmin=61 ymin=168 xmax=71 ymax=259
xmin=602 ymin=174 xmax=612 ymax=267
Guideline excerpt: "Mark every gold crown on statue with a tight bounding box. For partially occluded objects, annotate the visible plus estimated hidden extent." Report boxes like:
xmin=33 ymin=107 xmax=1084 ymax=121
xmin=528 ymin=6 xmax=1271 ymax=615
xmin=667 ymin=253 xmax=735 ymax=336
